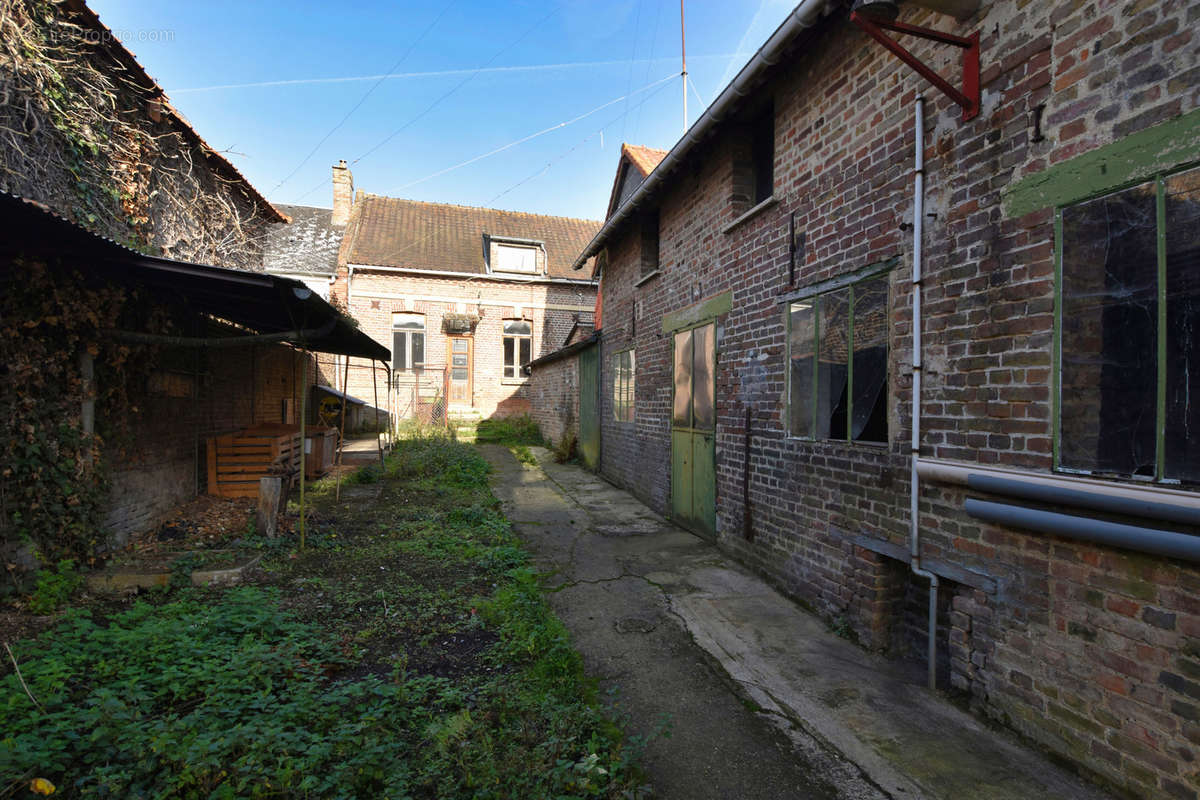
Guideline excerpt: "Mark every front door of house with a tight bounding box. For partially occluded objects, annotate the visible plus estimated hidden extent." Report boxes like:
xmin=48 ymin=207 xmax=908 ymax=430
xmin=671 ymin=321 xmax=716 ymax=537
xmin=447 ymin=336 xmax=472 ymax=406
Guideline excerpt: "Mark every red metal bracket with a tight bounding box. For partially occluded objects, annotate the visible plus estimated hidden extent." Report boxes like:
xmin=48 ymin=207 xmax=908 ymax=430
xmin=850 ymin=11 xmax=980 ymax=121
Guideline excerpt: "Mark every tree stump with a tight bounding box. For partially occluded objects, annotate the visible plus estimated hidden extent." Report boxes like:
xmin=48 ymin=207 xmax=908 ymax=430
xmin=256 ymin=476 xmax=282 ymax=538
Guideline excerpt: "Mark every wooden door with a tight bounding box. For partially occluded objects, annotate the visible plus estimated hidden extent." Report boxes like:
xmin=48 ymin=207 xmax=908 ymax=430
xmin=579 ymin=343 xmax=600 ymax=469
xmin=447 ymin=336 xmax=472 ymax=406
xmin=671 ymin=321 xmax=716 ymax=537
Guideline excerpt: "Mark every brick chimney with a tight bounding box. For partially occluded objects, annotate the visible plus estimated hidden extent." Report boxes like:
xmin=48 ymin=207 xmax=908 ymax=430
xmin=331 ymin=160 xmax=354 ymax=226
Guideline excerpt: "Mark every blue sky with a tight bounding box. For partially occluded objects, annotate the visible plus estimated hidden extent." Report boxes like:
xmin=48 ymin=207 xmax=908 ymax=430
xmin=89 ymin=0 xmax=796 ymax=221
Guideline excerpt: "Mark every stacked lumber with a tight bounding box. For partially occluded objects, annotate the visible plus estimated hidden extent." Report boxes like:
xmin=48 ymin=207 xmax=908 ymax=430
xmin=206 ymin=424 xmax=302 ymax=499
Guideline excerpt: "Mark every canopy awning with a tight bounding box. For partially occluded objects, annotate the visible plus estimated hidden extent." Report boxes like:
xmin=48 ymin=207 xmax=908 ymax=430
xmin=0 ymin=193 xmax=388 ymax=361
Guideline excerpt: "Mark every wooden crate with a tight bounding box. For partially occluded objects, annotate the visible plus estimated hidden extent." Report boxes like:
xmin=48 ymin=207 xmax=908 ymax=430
xmin=304 ymin=426 xmax=339 ymax=479
xmin=207 ymin=425 xmax=302 ymax=499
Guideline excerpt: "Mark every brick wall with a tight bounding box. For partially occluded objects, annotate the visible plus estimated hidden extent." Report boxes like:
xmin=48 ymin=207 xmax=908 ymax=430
xmin=594 ymin=2 xmax=1200 ymax=796
xmin=528 ymin=351 xmax=581 ymax=447
xmin=103 ymin=336 xmax=317 ymax=544
xmin=334 ymin=268 xmax=595 ymax=420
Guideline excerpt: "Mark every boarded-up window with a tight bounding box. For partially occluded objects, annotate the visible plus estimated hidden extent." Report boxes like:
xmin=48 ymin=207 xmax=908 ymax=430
xmin=1058 ymin=166 xmax=1200 ymax=482
xmin=789 ymin=273 xmax=888 ymax=442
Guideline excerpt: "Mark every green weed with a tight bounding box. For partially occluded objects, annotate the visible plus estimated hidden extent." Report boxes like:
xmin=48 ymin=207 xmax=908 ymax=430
xmin=475 ymin=415 xmax=544 ymax=447
xmin=27 ymin=558 xmax=82 ymax=614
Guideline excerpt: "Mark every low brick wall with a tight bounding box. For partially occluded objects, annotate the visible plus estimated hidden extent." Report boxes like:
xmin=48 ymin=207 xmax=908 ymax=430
xmin=528 ymin=350 xmax=581 ymax=449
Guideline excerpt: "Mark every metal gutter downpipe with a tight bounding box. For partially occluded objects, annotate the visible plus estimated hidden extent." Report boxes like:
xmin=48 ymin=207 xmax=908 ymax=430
xmin=911 ymin=95 xmax=940 ymax=692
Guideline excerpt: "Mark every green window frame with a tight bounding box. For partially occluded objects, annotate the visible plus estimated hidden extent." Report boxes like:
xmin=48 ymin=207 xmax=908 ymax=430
xmin=1053 ymin=163 xmax=1200 ymax=484
xmin=785 ymin=260 xmax=893 ymax=443
xmin=613 ymin=349 xmax=635 ymax=423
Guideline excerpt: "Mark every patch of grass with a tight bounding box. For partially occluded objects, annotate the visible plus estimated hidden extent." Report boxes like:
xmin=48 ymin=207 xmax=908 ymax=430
xmin=27 ymin=559 xmax=82 ymax=614
xmin=1 ymin=433 xmax=649 ymax=798
xmin=553 ymin=431 xmax=578 ymax=463
xmin=475 ymin=414 xmax=544 ymax=447
xmin=512 ymin=444 xmax=538 ymax=466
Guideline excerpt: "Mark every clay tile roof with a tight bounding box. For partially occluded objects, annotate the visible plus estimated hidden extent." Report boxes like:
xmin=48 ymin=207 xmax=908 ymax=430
xmin=343 ymin=194 xmax=600 ymax=279
xmin=622 ymin=143 xmax=668 ymax=177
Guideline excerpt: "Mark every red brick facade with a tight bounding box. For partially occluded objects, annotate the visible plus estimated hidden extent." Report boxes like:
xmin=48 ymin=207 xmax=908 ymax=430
xmin=332 ymin=268 xmax=595 ymax=420
xmin=588 ymin=2 xmax=1200 ymax=797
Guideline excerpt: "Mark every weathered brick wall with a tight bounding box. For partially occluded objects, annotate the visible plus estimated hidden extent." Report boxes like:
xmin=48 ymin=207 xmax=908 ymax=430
xmin=334 ymin=269 xmax=595 ymax=420
xmin=103 ymin=340 xmax=317 ymax=544
xmin=597 ymin=2 xmax=1200 ymax=796
xmin=528 ymin=352 xmax=580 ymax=447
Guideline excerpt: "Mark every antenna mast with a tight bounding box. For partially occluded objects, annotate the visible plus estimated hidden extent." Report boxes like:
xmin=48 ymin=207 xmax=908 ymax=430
xmin=681 ymin=0 xmax=687 ymax=133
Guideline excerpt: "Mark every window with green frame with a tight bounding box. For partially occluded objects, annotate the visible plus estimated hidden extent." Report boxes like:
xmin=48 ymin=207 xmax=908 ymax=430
xmin=1056 ymin=164 xmax=1200 ymax=483
xmin=787 ymin=267 xmax=890 ymax=442
xmin=613 ymin=349 xmax=635 ymax=422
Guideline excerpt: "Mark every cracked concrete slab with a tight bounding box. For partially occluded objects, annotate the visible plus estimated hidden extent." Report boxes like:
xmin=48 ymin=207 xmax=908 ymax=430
xmin=483 ymin=445 xmax=1116 ymax=800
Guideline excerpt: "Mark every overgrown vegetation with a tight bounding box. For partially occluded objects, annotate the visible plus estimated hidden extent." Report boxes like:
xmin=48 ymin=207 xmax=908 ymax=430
xmin=0 ymin=433 xmax=649 ymax=798
xmin=0 ymin=260 xmax=170 ymax=573
xmin=26 ymin=559 xmax=82 ymax=614
xmin=553 ymin=431 xmax=579 ymax=464
xmin=474 ymin=415 xmax=544 ymax=447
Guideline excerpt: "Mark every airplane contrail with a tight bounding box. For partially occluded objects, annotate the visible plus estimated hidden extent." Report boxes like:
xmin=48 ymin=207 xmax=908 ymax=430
xmin=168 ymin=53 xmax=748 ymax=94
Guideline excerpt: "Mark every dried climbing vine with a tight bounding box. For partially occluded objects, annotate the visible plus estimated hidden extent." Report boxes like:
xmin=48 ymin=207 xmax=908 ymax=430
xmin=0 ymin=259 xmax=168 ymax=565
xmin=0 ymin=0 xmax=273 ymax=268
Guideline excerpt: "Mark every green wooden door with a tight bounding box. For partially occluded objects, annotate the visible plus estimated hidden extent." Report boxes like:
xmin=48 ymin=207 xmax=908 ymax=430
xmin=579 ymin=343 xmax=600 ymax=469
xmin=671 ymin=322 xmax=716 ymax=537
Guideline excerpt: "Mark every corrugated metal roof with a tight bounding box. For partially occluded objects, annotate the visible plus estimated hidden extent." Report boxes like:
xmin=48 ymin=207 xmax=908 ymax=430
xmin=1 ymin=193 xmax=387 ymax=360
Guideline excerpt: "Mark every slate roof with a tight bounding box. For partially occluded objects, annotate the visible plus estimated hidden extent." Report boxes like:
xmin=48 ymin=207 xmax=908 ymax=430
xmin=342 ymin=194 xmax=600 ymax=280
xmin=264 ymin=204 xmax=343 ymax=276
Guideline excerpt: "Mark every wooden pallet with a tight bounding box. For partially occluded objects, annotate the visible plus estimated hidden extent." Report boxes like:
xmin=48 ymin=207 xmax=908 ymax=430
xmin=207 ymin=425 xmax=302 ymax=499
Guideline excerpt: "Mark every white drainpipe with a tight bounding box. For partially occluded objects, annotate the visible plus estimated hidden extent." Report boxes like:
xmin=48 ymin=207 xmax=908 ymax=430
xmin=911 ymin=95 xmax=940 ymax=692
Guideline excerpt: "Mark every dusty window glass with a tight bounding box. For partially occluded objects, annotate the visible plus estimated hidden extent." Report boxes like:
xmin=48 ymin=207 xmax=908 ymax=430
xmin=788 ymin=301 xmax=815 ymax=438
xmin=789 ymin=273 xmax=890 ymax=441
xmin=851 ymin=276 xmax=888 ymax=442
xmin=817 ymin=288 xmax=850 ymax=440
xmin=613 ymin=350 xmax=636 ymax=422
xmin=1165 ymin=166 xmax=1200 ymax=482
xmin=692 ymin=323 xmax=715 ymax=430
xmin=1060 ymin=182 xmax=1158 ymax=477
xmin=495 ymin=244 xmax=537 ymax=273
xmin=673 ymin=329 xmax=693 ymax=427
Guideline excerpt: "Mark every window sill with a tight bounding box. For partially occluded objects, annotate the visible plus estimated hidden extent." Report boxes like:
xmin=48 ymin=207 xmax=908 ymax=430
xmin=783 ymin=435 xmax=890 ymax=450
xmin=722 ymin=196 xmax=777 ymax=235
xmin=500 ymin=378 xmax=529 ymax=386
xmin=634 ymin=270 xmax=661 ymax=288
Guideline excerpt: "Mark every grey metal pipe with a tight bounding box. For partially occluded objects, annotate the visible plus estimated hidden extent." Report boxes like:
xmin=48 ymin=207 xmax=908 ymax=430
xmin=964 ymin=499 xmax=1200 ymax=563
xmin=967 ymin=474 xmax=1200 ymax=528
xmin=910 ymin=94 xmax=938 ymax=692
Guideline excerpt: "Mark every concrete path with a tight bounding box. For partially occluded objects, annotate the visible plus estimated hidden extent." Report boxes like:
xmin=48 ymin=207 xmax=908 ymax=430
xmin=482 ymin=445 xmax=1115 ymax=800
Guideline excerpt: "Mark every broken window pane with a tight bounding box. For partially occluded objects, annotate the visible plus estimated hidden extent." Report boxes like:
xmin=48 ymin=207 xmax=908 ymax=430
xmin=851 ymin=276 xmax=888 ymax=442
xmin=673 ymin=330 xmax=693 ymax=427
xmin=1060 ymin=182 xmax=1158 ymax=477
xmin=692 ymin=323 xmax=715 ymax=430
xmin=1166 ymin=167 xmax=1200 ymax=483
xmin=789 ymin=301 xmax=815 ymax=437
xmin=817 ymin=288 xmax=850 ymax=440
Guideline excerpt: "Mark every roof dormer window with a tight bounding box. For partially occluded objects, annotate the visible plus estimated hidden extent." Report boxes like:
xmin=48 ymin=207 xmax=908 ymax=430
xmin=494 ymin=243 xmax=538 ymax=274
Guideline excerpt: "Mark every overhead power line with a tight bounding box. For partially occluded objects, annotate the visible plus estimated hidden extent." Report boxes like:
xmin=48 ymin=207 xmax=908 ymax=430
xmin=394 ymin=72 xmax=676 ymax=193
xmin=265 ymin=0 xmax=458 ymax=198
